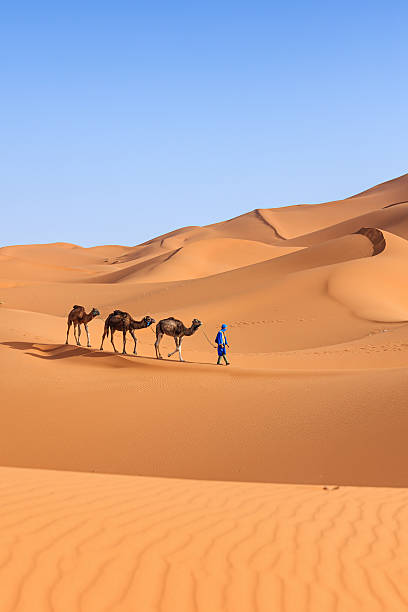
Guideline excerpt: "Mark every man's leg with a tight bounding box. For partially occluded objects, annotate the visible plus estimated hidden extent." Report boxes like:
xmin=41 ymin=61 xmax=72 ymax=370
xmin=217 ymin=354 xmax=222 ymax=365
xmin=223 ymin=354 xmax=229 ymax=365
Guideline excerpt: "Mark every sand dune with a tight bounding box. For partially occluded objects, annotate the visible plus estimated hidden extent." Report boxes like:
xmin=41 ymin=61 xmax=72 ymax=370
xmin=0 ymin=242 xmax=129 ymax=282
xmin=0 ymin=231 xmax=384 ymax=354
xmin=284 ymin=202 xmax=408 ymax=247
xmin=328 ymin=231 xmax=408 ymax=321
xmin=89 ymin=239 xmax=301 ymax=284
xmin=2 ymin=173 xmax=408 ymax=610
xmin=211 ymin=173 xmax=408 ymax=242
xmin=350 ymin=171 xmax=408 ymax=202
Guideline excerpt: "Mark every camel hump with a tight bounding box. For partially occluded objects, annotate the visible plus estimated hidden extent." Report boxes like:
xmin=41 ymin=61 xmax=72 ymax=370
xmin=113 ymin=309 xmax=127 ymax=317
xmin=72 ymin=304 xmax=83 ymax=309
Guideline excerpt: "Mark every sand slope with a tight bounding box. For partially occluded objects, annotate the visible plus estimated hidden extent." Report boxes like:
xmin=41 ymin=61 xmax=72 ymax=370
xmin=2 ymin=297 xmax=408 ymax=487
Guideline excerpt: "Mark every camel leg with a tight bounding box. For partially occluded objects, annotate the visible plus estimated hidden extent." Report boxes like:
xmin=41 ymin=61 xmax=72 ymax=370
xmin=168 ymin=337 xmax=179 ymax=358
xmin=155 ymin=332 xmax=163 ymax=359
xmin=66 ymin=320 xmax=72 ymax=344
xmin=178 ymin=337 xmax=184 ymax=362
xmin=122 ymin=329 xmax=127 ymax=355
xmin=84 ymin=323 xmax=91 ymax=348
xmin=110 ymin=329 xmax=118 ymax=353
xmin=100 ymin=326 xmax=107 ymax=350
xmin=129 ymin=329 xmax=137 ymax=355
xmin=77 ymin=324 xmax=81 ymax=346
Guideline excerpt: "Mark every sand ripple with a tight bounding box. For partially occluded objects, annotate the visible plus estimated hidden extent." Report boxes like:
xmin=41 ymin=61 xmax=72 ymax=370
xmin=0 ymin=468 xmax=407 ymax=612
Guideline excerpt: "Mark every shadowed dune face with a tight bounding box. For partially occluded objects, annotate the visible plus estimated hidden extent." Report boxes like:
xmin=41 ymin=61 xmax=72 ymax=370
xmin=355 ymin=227 xmax=386 ymax=255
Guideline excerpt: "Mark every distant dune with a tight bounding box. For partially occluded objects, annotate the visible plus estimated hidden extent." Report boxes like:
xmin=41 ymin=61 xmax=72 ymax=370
xmin=2 ymin=173 xmax=408 ymax=610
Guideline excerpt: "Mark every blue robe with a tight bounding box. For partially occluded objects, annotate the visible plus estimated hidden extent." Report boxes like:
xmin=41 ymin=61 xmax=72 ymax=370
xmin=216 ymin=331 xmax=228 ymax=356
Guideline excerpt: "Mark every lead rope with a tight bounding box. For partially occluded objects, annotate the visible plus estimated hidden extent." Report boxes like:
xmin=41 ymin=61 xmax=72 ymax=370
xmin=200 ymin=327 xmax=217 ymax=349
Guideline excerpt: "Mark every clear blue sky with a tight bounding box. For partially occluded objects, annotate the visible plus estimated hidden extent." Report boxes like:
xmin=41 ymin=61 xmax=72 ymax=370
xmin=1 ymin=1 xmax=407 ymax=247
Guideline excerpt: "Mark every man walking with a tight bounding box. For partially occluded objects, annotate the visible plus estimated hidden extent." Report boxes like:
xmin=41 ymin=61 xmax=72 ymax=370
xmin=215 ymin=323 xmax=230 ymax=365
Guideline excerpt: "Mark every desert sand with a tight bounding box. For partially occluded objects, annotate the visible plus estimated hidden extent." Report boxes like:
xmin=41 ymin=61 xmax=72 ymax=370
xmin=1 ymin=173 xmax=408 ymax=610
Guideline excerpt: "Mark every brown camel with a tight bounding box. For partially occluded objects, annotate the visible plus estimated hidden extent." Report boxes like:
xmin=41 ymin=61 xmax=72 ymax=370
xmin=155 ymin=317 xmax=202 ymax=361
xmin=66 ymin=305 xmax=100 ymax=347
xmin=100 ymin=310 xmax=155 ymax=355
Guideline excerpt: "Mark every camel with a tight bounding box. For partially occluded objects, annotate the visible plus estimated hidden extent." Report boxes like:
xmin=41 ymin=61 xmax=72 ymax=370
xmin=66 ymin=305 xmax=100 ymax=347
xmin=100 ymin=310 xmax=155 ymax=355
xmin=155 ymin=317 xmax=202 ymax=361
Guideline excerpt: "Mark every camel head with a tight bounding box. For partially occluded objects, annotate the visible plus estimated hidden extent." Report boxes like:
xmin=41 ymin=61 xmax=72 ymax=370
xmin=191 ymin=318 xmax=202 ymax=331
xmin=129 ymin=315 xmax=155 ymax=329
xmin=91 ymin=308 xmax=100 ymax=317
xmin=143 ymin=316 xmax=156 ymax=327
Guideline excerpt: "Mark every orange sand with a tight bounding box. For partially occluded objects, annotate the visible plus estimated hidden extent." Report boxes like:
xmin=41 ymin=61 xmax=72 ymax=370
xmin=0 ymin=467 xmax=408 ymax=612
xmin=1 ymin=173 xmax=408 ymax=610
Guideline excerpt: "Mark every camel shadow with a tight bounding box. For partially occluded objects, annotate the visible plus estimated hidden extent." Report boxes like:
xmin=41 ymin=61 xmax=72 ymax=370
xmin=95 ymin=350 xmax=218 ymax=367
xmin=1 ymin=341 xmax=219 ymax=366
xmin=123 ymin=353 xmax=218 ymax=366
xmin=1 ymin=341 xmax=124 ymax=361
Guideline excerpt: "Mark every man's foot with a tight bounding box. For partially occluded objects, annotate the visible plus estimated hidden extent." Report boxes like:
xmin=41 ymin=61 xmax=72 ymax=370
xmin=226 ymin=362 xmax=230 ymax=365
